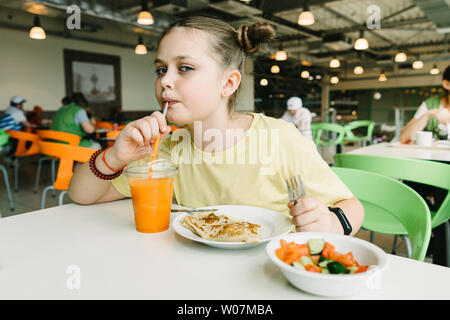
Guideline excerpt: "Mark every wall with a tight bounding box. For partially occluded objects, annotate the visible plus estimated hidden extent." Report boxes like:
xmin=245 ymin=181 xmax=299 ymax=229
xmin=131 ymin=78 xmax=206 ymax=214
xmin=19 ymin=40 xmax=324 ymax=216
xmin=0 ymin=27 xmax=254 ymax=115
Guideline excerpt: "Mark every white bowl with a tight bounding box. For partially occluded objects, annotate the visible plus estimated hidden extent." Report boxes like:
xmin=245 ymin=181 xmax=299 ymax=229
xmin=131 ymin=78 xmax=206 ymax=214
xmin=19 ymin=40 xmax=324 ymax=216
xmin=266 ymin=232 xmax=389 ymax=297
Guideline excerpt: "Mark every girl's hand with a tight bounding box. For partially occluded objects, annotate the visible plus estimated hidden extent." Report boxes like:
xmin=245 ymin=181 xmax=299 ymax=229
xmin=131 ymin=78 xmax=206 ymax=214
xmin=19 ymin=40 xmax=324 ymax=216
xmin=108 ymin=111 xmax=171 ymax=167
xmin=288 ymin=198 xmax=343 ymax=234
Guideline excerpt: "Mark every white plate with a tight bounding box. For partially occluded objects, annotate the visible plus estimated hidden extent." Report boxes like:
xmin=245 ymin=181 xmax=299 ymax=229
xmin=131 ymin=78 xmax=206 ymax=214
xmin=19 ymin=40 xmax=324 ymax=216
xmin=172 ymin=205 xmax=293 ymax=249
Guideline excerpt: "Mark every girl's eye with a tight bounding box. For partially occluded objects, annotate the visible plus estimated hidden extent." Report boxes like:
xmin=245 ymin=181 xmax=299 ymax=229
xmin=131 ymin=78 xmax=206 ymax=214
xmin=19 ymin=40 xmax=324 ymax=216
xmin=180 ymin=65 xmax=193 ymax=72
xmin=155 ymin=67 xmax=167 ymax=76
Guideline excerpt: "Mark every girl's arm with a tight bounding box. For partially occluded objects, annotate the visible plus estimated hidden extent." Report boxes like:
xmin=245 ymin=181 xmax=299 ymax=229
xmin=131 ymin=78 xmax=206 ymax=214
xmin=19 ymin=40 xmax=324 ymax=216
xmin=68 ymin=112 xmax=170 ymax=205
xmin=288 ymin=196 xmax=364 ymax=236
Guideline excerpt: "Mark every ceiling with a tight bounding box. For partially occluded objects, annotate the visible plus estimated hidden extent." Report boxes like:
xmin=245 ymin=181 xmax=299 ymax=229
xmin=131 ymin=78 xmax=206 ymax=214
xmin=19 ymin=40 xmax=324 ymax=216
xmin=1 ymin=0 xmax=449 ymax=95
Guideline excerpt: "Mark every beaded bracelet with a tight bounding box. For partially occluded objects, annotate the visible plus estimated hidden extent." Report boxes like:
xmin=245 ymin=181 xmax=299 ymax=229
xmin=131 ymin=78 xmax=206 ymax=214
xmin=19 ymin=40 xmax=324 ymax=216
xmin=89 ymin=148 xmax=124 ymax=180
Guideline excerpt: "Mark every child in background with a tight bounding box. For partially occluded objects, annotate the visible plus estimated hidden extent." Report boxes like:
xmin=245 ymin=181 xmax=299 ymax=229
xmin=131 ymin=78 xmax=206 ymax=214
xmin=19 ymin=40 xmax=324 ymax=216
xmin=68 ymin=16 xmax=364 ymax=235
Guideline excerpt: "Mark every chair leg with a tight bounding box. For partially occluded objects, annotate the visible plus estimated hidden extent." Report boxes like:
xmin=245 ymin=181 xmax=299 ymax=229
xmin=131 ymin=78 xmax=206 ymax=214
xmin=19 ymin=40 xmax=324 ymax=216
xmin=41 ymin=185 xmax=55 ymax=210
xmin=51 ymin=159 xmax=58 ymax=197
xmin=58 ymin=190 xmax=67 ymax=206
xmin=445 ymin=221 xmax=450 ymax=267
xmin=369 ymin=231 xmax=374 ymax=243
xmin=14 ymin=157 xmax=19 ymax=192
xmin=34 ymin=156 xmax=47 ymax=193
xmin=0 ymin=165 xmax=14 ymax=211
xmin=402 ymin=235 xmax=412 ymax=258
xmin=392 ymin=235 xmax=398 ymax=255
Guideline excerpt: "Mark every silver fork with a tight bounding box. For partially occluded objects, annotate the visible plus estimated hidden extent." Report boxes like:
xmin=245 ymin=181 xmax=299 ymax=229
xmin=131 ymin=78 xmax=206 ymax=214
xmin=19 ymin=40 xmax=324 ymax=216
xmin=285 ymin=174 xmax=306 ymax=205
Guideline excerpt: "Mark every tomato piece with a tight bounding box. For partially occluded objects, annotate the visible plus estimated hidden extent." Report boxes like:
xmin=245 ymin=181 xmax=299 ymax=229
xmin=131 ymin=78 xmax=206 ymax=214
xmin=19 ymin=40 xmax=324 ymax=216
xmin=304 ymin=264 xmax=321 ymax=273
xmin=355 ymin=265 xmax=369 ymax=273
xmin=321 ymin=242 xmax=335 ymax=259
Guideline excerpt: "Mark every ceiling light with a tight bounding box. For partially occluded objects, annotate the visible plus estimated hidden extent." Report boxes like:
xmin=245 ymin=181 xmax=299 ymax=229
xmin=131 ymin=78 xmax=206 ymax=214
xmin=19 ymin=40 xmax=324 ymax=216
xmin=394 ymin=51 xmax=407 ymax=63
xmin=301 ymin=70 xmax=310 ymax=78
xmin=260 ymin=78 xmax=268 ymax=86
xmin=412 ymin=59 xmax=424 ymax=69
xmin=374 ymin=92 xmax=382 ymax=100
xmin=271 ymin=65 xmax=280 ymax=73
xmin=430 ymin=64 xmax=440 ymax=75
xmin=330 ymin=76 xmax=339 ymax=84
xmin=275 ymin=46 xmax=287 ymax=61
xmin=315 ymin=74 xmax=322 ymax=80
xmin=329 ymin=57 xmax=340 ymax=68
xmin=353 ymin=65 xmax=364 ymax=75
xmin=298 ymin=1 xmax=315 ymax=26
xmin=29 ymin=16 xmax=46 ymax=40
xmin=354 ymin=30 xmax=369 ymax=50
xmin=378 ymin=70 xmax=387 ymax=81
xmin=308 ymin=76 xmax=314 ymax=80
xmin=137 ymin=0 xmax=154 ymax=25
xmin=135 ymin=36 xmax=147 ymax=55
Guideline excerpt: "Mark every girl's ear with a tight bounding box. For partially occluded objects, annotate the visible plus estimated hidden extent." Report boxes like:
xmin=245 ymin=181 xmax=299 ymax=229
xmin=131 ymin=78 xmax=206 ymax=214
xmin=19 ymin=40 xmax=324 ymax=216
xmin=221 ymin=69 xmax=241 ymax=98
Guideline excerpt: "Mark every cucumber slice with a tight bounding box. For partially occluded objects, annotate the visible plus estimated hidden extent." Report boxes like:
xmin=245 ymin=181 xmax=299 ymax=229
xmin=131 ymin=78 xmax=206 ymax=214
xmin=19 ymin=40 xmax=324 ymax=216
xmin=321 ymin=267 xmax=330 ymax=274
xmin=327 ymin=261 xmax=348 ymax=274
xmin=347 ymin=266 xmax=359 ymax=274
xmin=318 ymin=258 xmax=333 ymax=268
xmin=298 ymin=256 xmax=315 ymax=266
xmin=291 ymin=262 xmax=305 ymax=271
xmin=308 ymin=239 xmax=325 ymax=255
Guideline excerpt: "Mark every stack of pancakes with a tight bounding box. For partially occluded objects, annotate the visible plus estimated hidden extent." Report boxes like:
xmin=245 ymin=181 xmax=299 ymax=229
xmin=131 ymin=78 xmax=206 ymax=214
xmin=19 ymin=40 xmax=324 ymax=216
xmin=181 ymin=212 xmax=261 ymax=243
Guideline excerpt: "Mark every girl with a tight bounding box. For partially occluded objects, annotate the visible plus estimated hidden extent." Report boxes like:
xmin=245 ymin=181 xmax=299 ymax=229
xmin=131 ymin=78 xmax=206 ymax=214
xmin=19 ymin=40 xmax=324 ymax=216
xmin=68 ymin=16 xmax=364 ymax=235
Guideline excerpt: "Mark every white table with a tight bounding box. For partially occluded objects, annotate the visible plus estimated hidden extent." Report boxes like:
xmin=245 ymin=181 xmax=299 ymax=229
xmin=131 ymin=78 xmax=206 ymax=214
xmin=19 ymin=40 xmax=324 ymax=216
xmin=0 ymin=199 xmax=449 ymax=300
xmin=348 ymin=142 xmax=450 ymax=162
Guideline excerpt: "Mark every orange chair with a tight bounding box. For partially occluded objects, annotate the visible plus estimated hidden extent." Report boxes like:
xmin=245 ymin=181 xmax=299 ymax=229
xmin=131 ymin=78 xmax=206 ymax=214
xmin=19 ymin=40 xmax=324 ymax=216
xmin=38 ymin=141 xmax=95 ymax=209
xmin=5 ymin=130 xmax=40 ymax=192
xmin=104 ymin=130 xmax=120 ymax=147
xmin=34 ymin=130 xmax=81 ymax=194
xmin=95 ymin=121 xmax=113 ymax=130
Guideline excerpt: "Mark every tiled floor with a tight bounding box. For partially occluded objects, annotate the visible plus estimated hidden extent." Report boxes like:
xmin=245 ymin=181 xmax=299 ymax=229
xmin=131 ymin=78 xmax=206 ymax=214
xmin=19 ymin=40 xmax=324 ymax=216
xmin=0 ymin=146 xmax=433 ymax=264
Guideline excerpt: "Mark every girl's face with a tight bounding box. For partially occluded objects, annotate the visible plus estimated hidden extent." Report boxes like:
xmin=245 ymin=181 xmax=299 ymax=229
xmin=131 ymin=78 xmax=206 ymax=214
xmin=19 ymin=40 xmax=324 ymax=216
xmin=154 ymin=27 xmax=226 ymax=124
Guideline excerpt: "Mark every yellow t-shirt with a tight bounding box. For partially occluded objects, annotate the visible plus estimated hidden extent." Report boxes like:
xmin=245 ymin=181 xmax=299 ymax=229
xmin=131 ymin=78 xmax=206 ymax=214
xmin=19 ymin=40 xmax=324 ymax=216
xmin=111 ymin=113 xmax=353 ymax=217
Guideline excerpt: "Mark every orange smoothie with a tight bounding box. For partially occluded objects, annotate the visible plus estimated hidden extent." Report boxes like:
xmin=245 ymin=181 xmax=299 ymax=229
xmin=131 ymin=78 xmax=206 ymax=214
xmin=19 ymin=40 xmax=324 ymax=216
xmin=129 ymin=177 xmax=174 ymax=233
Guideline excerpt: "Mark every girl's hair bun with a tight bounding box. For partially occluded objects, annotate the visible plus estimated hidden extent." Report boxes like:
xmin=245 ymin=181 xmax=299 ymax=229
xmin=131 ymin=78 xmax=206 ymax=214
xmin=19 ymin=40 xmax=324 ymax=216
xmin=237 ymin=22 xmax=276 ymax=54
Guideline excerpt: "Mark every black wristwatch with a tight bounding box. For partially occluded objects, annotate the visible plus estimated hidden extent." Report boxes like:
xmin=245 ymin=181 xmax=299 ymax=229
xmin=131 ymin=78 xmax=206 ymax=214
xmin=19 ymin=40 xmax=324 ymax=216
xmin=328 ymin=207 xmax=352 ymax=235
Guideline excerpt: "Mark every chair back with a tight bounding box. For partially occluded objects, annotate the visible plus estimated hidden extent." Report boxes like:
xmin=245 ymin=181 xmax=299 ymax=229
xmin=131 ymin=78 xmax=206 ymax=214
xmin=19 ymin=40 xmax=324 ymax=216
xmin=310 ymin=123 xmax=346 ymax=146
xmin=344 ymin=120 xmax=375 ymax=143
xmin=332 ymin=167 xmax=431 ymax=261
xmin=0 ymin=129 xmax=9 ymax=151
xmin=38 ymin=141 xmax=95 ymax=191
xmin=37 ymin=130 xmax=80 ymax=146
xmin=106 ymin=130 xmax=120 ymax=139
xmin=5 ymin=130 xmax=40 ymax=156
xmin=334 ymin=153 xmax=450 ymax=229
xmin=95 ymin=121 xmax=113 ymax=129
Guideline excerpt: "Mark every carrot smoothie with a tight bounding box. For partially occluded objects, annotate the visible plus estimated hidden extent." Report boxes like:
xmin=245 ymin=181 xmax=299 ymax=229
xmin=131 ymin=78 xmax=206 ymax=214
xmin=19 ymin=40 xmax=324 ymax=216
xmin=126 ymin=159 xmax=178 ymax=233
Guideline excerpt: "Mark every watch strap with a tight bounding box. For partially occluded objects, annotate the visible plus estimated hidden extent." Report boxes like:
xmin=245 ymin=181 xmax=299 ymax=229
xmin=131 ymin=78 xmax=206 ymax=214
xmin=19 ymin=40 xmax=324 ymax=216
xmin=328 ymin=206 xmax=352 ymax=235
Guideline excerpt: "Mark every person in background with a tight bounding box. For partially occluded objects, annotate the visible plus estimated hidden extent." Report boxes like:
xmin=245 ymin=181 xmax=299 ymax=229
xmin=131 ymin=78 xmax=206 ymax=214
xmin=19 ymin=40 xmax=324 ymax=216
xmin=281 ymin=96 xmax=313 ymax=139
xmin=50 ymin=93 xmax=100 ymax=149
xmin=0 ymin=96 xmax=35 ymax=131
xmin=400 ymin=65 xmax=450 ymax=143
xmin=27 ymin=105 xmax=52 ymax=130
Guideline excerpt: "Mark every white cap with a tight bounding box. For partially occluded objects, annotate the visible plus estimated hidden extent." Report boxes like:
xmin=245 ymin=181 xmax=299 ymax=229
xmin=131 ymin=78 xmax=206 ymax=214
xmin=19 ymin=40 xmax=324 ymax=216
xmin=10 ymin=96 xmax=27 ymax=105
xmin=287 ymin=96 xmax=302 ymax=110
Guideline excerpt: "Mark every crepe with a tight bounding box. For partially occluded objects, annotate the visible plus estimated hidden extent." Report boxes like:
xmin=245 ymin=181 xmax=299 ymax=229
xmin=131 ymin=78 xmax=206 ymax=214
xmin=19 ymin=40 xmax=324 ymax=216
xmin=181 ymin=212 xmax=261 ymax=243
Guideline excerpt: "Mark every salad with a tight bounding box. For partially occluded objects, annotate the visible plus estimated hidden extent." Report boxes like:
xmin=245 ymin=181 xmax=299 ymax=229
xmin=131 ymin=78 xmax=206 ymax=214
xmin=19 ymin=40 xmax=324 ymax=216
xmin=275 ymin=238 xmax=369 ymax=274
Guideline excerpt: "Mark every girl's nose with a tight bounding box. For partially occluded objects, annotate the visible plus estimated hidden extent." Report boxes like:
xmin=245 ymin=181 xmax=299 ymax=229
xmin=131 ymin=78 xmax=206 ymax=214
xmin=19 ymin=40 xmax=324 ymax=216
xmin=160 ymin=71 xmax=175 ymax=90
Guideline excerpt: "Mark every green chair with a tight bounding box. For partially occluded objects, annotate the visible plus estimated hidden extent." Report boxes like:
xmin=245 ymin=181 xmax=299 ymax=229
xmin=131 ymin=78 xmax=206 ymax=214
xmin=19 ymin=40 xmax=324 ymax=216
xmin=0 ymin=129 xmax=14 ymax=215
xmin=334 ymin=153 xmax=450 ymax=262
xmin=332 ymin=167 xmax=431 ymax=261
xmin=344 ymin=120 xmax=375 ymax=147
xmin=311 ymin=123 xmax=346 ymax=147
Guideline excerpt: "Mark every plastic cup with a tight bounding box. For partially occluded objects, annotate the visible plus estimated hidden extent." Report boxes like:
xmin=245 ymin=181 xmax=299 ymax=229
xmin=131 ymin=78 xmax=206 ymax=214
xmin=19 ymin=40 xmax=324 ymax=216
xmin=125 ymin=159 xmax=178 ymax=233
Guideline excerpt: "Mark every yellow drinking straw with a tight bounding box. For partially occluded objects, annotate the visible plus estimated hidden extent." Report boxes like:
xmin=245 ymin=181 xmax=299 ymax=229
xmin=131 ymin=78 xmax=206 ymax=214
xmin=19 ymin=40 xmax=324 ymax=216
xmin=150 ymin=101 xmax=169 ymax=166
